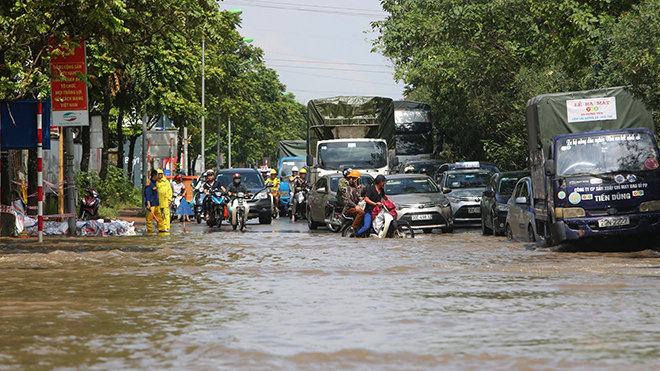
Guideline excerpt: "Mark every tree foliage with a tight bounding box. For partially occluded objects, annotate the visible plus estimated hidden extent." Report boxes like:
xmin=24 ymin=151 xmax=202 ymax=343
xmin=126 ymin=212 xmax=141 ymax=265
xmin=373 ymin=0 xmax=655 ymax=170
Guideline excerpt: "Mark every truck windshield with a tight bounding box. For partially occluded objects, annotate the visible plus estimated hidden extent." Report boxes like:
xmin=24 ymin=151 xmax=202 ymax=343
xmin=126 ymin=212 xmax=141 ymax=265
xmin=279 ymin=159 xmax=306 ymax=179
xmin=556 ymin=132 xmax=659 ymax=176
xmin=318 ymin=141 xmax=387 ymax=170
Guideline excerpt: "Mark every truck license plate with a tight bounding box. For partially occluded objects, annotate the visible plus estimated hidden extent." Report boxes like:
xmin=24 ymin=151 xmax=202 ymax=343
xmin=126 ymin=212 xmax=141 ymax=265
xmin=598 ymin=216 xmax=630 ymax=228
xmin=411 ymin=214 xmax=432 ymax=221
xmin=468 ymin=207 xmax=480 ymax=214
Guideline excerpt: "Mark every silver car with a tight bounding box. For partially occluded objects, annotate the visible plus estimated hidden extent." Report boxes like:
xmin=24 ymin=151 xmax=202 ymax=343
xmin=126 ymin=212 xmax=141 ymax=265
xmin=505 ymin=177 xmax=541 ymax=242
xmin=384 ymin=174 xmax=453 ymax=233
xmin=436 ymin=169 xmax=492 ymax=224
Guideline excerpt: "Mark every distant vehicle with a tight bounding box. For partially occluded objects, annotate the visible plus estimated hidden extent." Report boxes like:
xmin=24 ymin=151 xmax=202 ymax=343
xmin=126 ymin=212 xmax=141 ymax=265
xmin=505 ymin=177 xmax=540 ymax=242
xmin=277 ymin=156 xmax=306 ymax=215
xmin=398 ymin=159 xmax=445 ymax=175
xmin=433 ymin=161 xmax=500 ymax=184
xmin=481 ymin=170 xmax=530 ymax=236
xmin=394 ymin=100 xmax=437 ymax=164
xmin=437 ymin=169 xmax=492 ymax=224
xmin=384 ymin=174 xmax=453 ymax=234
xmin=307 ymin=173 xmax=373 ymax=231
xmin=215 ymin=168 xmax=273 ymax=225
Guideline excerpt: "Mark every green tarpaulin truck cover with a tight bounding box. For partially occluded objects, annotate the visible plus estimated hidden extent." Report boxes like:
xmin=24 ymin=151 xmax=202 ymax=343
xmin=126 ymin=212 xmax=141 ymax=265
xmin=526 ymin=86 xmax=654 ymax=159
xmin=276 ymin=140 xmax=306 ymax=160
xmin=307 ymin=96 xmax=395 ymax=156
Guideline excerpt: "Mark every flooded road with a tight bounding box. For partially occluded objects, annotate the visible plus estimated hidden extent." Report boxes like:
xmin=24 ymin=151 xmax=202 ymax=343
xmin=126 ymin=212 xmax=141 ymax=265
xmin=2 ymin=219 xmax=660 ymax=370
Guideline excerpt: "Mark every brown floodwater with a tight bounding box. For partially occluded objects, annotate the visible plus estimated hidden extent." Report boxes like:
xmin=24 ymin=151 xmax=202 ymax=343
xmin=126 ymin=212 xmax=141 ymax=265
xmin=2 ymin=219 xmax=660 ymax=370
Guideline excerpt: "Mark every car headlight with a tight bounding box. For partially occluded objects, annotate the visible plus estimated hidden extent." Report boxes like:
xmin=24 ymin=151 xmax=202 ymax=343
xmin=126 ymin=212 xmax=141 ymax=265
xmin=640 ymin=200 xmax=660 ymax=212
xmin=496 ymin=203 xmax=508 ymax=212
xmin=397 ymin=204 xmax=414 ymax=210
xmin=254 ymin=190 xmax=268 ymax=200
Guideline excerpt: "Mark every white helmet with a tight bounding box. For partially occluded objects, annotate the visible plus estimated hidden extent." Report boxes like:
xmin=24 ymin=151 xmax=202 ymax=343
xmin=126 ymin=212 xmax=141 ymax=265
xmin=291 ymin=166 xmax=299 ymax=172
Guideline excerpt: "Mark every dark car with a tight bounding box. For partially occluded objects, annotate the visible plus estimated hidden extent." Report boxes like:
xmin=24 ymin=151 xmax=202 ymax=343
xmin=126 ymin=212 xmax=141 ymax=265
xmin=307 ymin=173 xmax=373 ymax=231
xmin=480 ymin=170 xmax=530 ymax=236
xmin=398 ymin=159 xmax=445 ymax=175
xmin=434 ymin=161 xmax=500 ymax=184
xmin=215 ymin=168 xmax=273 ymax=224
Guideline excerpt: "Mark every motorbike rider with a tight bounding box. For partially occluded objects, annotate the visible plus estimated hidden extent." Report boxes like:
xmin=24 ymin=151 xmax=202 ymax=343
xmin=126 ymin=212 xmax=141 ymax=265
xmin=195 ymin=170 xmax=219 ymax=219
xmin=170 ymin=174 xmax=189 ymax=222
xmin=343 ymin=170 xmax=365 ymax=237
xmin=336 ymin=168 xmax=352 ymax=210
xmin=227 ymin=173 xmax=252 ymax=226
xmin=358 ymin=174 xmax=391 ymax=237
xmin=290 ymin=168 xmax=309 ymax=222
xmin=289 ymin=166 xmax=299 ymax=183
xmin=266 ymin=169 xmax=281 ymax=216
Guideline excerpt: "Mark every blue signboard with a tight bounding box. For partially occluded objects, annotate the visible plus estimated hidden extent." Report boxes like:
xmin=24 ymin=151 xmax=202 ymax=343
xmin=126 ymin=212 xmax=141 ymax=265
xmin=0 ymin=100 xmax=51 ymax=150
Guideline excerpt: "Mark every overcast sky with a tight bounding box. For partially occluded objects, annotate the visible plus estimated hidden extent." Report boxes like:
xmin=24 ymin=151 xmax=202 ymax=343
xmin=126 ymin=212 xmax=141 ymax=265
xmin=218 ymin=0 xmax=405 ymax=105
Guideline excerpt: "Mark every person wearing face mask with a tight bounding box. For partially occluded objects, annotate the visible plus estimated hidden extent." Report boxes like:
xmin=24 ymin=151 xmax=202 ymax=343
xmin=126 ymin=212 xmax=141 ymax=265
xmin=227 ymin=173 xmax=252 ymax=227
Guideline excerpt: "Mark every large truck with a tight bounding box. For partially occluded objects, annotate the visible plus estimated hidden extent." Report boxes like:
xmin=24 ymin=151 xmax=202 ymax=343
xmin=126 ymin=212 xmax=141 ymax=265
xmin=306 ymin=96 xmax=397 ymax=185
xmin=394 ymin=100 xmax=436 ymax=163
xmin=526 ymin=86 xmax=660 ymax=245
xmin=276 ymin=140 xmax=307 ymax=215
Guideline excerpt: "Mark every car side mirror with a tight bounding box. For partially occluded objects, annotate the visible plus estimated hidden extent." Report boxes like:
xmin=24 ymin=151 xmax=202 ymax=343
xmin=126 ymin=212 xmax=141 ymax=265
xmin=483 ymin=190 xmax=494 ymax=197
xmin=391 ymin=156 xmax=399 ymax=167
xmin=515 ymin=196 xmax=529 ymax=204
xmin=317 ymin=187 xmax=326 ymax=194
xmin=442 ymin=187 xmax=452 ymax=194
xmin=545 ymin=159 xmax=556 ymax=176
xmin=306 ymin=154 xmax=314 ymax=167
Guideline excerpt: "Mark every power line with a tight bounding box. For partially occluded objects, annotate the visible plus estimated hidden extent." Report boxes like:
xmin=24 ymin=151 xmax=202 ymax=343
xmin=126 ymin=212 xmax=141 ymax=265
xmin=223 ymin=0 xmax=384 ymax=17
xmin=267 ymin=64 xmax=393 ymax=73
xmin=275 ymin=67 xmax=400 ymax=86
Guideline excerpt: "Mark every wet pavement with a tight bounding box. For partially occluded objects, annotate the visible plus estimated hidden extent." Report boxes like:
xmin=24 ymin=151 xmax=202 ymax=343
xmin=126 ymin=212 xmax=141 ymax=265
xmin=2 ymin=217 xmax=660 ymax=370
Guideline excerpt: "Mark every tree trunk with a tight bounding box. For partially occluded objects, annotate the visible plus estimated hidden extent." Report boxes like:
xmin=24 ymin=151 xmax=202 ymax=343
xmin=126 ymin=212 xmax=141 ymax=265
xmin=99 ymin=85 xmax=111 ymax=180
xmin=127 ymin=135 xmax=137 ymax=185
xmin=80 ymin=124 xmax=90 ymax=172
xmin=116 ymin=109 xmax=124 ymax=170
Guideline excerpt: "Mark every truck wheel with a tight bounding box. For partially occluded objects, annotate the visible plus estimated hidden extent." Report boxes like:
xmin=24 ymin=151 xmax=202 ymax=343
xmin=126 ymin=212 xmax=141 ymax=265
xmin=259 ymin=212 xmax=272 ymax=225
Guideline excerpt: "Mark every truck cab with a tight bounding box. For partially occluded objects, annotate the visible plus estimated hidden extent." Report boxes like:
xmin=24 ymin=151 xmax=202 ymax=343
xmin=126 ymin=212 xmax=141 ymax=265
xmin=277 ymin=156 xmax=307 ymax=216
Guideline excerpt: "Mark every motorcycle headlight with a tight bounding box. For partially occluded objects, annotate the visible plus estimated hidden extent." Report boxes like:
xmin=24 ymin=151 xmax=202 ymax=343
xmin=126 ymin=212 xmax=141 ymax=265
xmin=255 ymin=190 xmax=268 ymax=200
xmin=496 ymin=203 xmax=508 ymax=212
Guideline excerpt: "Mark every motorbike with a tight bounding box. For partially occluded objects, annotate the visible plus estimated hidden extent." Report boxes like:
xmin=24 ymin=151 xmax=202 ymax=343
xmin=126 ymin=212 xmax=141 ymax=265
xmin=265 ymin=181 xmax=278 ymax=219
xmin=79 ymin=188 xmax=101 ymax=221
xmin=193 ymin=192 xmax=206 ymax=224
xmin=289 ymin=186 xmax=308 ymax=220
xmin=206 ymin=189 xmax=227 ymax=228
xmin=171 ymin=192 xmax=185 ymax=222
xmin=230 ymin=192 xmax=250 ymax=231
xmin=326 ymin=200 xmax=414 ymax=238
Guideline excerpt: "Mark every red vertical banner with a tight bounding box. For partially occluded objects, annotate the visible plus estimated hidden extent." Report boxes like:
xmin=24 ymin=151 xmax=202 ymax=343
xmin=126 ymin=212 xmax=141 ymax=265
xmin=50 ymin=38 xmax=89 ymax=127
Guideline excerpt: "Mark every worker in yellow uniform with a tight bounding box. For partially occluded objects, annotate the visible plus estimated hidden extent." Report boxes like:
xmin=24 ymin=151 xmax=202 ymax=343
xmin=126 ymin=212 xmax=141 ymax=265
xmin=156 ymin=169 xmax=173 ymax=234
xmin=144 ymin=169 xmax=162 ymax=236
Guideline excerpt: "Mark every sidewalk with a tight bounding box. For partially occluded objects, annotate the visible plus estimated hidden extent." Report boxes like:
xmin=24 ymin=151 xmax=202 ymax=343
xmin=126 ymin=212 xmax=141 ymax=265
xmin=117 ymin=207 xmax=146 ymax=229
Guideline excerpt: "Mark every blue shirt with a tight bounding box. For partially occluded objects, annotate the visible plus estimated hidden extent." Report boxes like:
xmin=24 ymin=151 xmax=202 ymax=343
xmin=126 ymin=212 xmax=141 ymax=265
xmin=144 ymin=178 xmax=160 ymax=207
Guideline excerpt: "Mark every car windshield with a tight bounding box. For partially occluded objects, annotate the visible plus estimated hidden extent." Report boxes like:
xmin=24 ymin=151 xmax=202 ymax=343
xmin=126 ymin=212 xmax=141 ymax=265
xmin=556 ymin=132 xmax=659 ymax=176
xmin=444 ymin=172 xmax=491 ymax=189
xmin=385 ymin=177 xmax=439 ymax=195
xmin=498 ymin=177 xmax=520 ymax=196
xmin=329 ymin=175 xmax=373 ymax=192
xmin=403 ymin=161 xmax=443 ymax=174
xmin=279 ymin=159 xmax=306 ymax=179
xmin=318 ymin=141 xmax=387 ymax=170
xmin=216 ymin=172 xmax=264 ymax=189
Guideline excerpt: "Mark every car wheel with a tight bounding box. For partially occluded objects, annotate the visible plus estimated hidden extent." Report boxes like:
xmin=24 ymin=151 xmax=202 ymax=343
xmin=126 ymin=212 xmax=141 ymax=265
xmin=506 ymin=223 xmax=513 ymax=240
xmin=491 ymin=210 xmax=501 ymax=236
xmin=528 ymin=225 xmax=536 ymax=242
xmin=259 ymin=212 xmax=272 ymax=225
xmin=481 ymin=216 xmax=492 ymax=235
xmin=307 ymin=208 xmax=320 ymax=230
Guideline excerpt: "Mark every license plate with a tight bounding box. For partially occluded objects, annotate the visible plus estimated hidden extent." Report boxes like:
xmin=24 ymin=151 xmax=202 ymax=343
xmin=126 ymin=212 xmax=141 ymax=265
xmin=279 ymin=191 xmax=288 ymax=196
xmin=468 ymin=207 xmax=480 ymax=214
xmin=411 ymin=214 xmax=432 ymax=221
xmin=598 ymin=216 xmax=630 ymax=228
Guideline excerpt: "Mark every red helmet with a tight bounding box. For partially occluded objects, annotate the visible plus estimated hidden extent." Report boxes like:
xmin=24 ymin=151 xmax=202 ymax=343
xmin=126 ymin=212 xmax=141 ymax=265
xmin=233 ymin=173 xmax=242 ymax=179
xmin=174 ymin=175 xmax=182 ymax=180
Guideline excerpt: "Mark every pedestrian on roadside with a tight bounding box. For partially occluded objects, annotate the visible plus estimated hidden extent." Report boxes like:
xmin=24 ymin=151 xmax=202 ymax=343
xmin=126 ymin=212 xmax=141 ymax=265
xmin=144 ymin=169 xmax=162 ymax=236
xmin=171 ymin=174 xmax=189 ymax=222
xmin=156 ymin=169 xmax=173 ymax=234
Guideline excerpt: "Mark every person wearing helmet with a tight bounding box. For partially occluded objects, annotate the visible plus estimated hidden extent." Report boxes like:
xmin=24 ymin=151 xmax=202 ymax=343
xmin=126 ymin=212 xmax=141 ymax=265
xmin=336 ymin=167 xmax=352 ymax=210
xmin=289 ymin=166 xmax=300 ymax=183
xmin=290 ymin=168 xmax=309 ymax=222
xmin=227 ymin=173 xmax=252 ymax=227
xmin=420 ymin=168 xmax=428 ymax=175
xmin=344 ymin=170 xmax=365 ymax=236
xmin=266 ymin=169 xmax=281 ymax=216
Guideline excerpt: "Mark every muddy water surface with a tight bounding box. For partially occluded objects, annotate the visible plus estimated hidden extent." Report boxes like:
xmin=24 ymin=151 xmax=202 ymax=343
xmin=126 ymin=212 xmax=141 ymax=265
xmin=2 ymin=220 xmax=660 ymax=370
